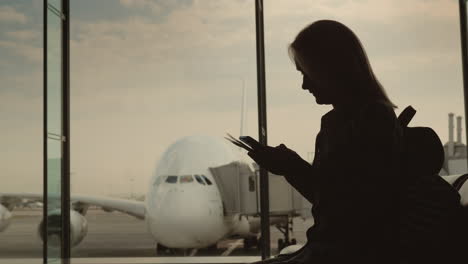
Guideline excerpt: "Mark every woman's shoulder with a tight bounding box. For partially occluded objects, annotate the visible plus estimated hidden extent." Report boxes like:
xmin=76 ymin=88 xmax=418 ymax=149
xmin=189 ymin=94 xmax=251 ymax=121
xmin=351 ymin=100 xmax=398 ymax=134
xmin=359 ymin=100 xmax=396 ymax=121
xmin=320 ymin=100 xmax=396 ymax=128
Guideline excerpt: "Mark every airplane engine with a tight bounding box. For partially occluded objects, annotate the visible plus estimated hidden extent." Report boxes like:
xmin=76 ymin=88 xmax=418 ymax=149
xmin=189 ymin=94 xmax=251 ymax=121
xmin=38 ymin=210 xmax=88 ymax=248
xmin=0 ymin=204 xmax=12 ymax=232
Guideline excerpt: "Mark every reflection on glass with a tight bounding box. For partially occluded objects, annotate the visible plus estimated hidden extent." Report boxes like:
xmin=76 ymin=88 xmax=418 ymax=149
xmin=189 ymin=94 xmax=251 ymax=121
xmin=48 ymin=0 xmax=61 ymax=12
xmin=46 ymin=6 xmax=62 ymax=262
xmin=46 ymin=139 xmax=62 ymax=261
xmin=47 ymin=11 xmax=62 ymax=136
xmin=70 ymin=0 xmax=260 ymax=260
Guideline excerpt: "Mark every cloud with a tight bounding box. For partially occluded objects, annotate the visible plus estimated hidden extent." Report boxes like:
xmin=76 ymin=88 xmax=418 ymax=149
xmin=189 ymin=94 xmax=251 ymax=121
xmin=5 ymin=30 xmax=40 ymax=41
xmin=70 ymin=0 xmax=464 ymax=129
xmin=119 ymin=0 xmax=153 ymax=7
xmin=0 ymin=40 xmax=41 ymax=62
xmin=70 ymin=0 xmax=257 ymax=100
xmin=0 ymin=89 xmax=42 ymax=193
xmin=119 ymin=0 xmax=163 ymax=15
xmin=266 ymin=0 xmax=457 ymax=22
xmin=0 ymin=6 xmax=27 ymax=24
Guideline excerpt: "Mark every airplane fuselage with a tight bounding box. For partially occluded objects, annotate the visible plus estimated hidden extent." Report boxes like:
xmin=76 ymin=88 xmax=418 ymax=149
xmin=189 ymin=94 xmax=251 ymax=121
xmin=143 ymin=135 xmax=253 ymax=248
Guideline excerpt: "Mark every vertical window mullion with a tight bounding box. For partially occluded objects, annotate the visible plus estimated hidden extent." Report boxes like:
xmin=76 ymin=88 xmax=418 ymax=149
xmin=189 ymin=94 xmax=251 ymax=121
xmin=458 ymin=0 xmax=468 ymax=170
xmin=61 ymin=0 xmax=71 ymax=261
xmin=255 ymin=0 xmax=270 ymax=259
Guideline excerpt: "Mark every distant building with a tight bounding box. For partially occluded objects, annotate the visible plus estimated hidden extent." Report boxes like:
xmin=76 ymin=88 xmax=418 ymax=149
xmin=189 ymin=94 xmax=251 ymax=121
xmin=441 ymin=113 xmax=467 ymax=175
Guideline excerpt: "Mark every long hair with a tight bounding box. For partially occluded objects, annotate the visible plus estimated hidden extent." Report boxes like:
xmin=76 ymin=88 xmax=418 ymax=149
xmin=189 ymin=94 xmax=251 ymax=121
xmin=289 ymin=20 xmax=396 ymax=108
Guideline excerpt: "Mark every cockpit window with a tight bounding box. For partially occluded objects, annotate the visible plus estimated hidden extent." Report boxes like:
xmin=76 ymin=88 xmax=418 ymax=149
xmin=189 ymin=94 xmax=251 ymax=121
xmin=201 ymin=175 xmax=212 ymax=185
xmin=154 ymin=175 xmax=165 ymax=186
xmin=194 ymin=174 xmax=205 ymax=185
xmin=180 ymin=175 xmax=194 ymax=183
xmin=166 ymin=175 xmax=178 ymax=184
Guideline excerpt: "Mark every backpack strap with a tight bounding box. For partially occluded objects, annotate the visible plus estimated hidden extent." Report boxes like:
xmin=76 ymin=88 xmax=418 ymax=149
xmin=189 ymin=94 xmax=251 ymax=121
xmin=398 ymin=105 xmax=416 ymax=127
xmin=397 ymin=106 xmax=445 ymax=176
xmin=453 ymin=173 xmax=468 ymax=192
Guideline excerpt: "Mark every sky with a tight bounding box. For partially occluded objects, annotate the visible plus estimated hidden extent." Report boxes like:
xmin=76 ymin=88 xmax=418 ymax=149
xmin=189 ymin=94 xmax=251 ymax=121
xmin=1 ymin=0 xmax=466 ymax=195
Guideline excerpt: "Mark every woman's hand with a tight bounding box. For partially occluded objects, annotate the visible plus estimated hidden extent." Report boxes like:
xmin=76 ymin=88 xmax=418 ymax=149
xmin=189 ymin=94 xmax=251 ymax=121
xmin=247 ymin=144 xmax=310 ymax=176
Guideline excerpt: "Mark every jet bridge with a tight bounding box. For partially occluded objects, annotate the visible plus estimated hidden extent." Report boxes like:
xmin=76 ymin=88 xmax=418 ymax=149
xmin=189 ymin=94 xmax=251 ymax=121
xmin=209 ymin=161 xmax=311 ymax=217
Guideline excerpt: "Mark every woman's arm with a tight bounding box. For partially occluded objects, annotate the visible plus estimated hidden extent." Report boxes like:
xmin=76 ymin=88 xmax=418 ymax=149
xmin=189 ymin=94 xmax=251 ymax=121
xmin=282 ymin=160 xmax=319 ymax=204
xmin=247 ymin=145 xmax=319 ymax=203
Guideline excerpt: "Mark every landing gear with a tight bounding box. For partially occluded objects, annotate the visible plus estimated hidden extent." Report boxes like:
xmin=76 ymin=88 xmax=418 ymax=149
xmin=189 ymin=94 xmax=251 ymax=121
xmin=278 ymin=238 xmax=285 ymax=251
xmin=156 ymin=245 xmax=197 ymax=256
xmin=206 ymin=243 xmax=218 ymax=251
xmin=275 ymin=217 xmax=296 ymax=251
xmin=277 ymin=238 xmax=297 ymax=251
xmin=156 ymin=243 xmax=171 ymax=255
xmin=243 ymin=236 xmax=259 ymax=250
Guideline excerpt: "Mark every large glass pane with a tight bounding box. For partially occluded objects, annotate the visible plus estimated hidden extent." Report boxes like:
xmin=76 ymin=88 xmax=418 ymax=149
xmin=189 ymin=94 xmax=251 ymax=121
xmin=70 ymin=0 xmax=260 ymax=261
xmin=46 ymin=3 xmax=63 ymax=263
xmin=0 ymin=1 xmax=44 ymax=262
xmin=265 ymin=0 xmax=465 ymax=255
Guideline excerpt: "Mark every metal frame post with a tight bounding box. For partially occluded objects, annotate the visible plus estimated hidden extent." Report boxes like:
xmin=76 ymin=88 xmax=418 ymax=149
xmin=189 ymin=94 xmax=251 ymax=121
xmin=42 ymin=1 xmax=48 ymax=262
xmin=458 ymin=0 xmax=468 ymax=169
xmin=43 ymin=0 xmax=70 ymax=262
xmin=255 ymin=0 xmax=270 ymax=259
xmin=61 ymin=0 xmax=71 ymax=261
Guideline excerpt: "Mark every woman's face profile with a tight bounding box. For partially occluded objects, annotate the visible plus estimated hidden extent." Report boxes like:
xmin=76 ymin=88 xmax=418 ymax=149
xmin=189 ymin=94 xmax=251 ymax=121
xmin=296 ymin=62 xmax=336 ymax=105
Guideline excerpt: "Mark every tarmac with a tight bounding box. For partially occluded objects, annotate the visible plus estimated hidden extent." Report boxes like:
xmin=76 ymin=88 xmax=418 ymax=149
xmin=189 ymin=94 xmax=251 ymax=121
xmin=0 ymin=208 xmax=314 ymax=260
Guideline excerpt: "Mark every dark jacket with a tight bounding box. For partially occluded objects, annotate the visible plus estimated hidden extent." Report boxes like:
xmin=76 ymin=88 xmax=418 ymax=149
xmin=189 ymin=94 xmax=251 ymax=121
xmin=284 ymin=101 xmax=466 ymax=263
xmin=285 ymin=101 xmax=401 ymax=261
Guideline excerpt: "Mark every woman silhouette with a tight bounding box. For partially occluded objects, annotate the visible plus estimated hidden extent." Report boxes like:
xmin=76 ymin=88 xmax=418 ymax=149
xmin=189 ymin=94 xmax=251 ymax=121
xmin=248 ymin=20 xmax=428 ymax=264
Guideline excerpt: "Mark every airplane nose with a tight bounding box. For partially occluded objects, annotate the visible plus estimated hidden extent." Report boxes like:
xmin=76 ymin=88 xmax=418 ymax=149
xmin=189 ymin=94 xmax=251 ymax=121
xmin=152 ymin=188 xmax=224 ymax=248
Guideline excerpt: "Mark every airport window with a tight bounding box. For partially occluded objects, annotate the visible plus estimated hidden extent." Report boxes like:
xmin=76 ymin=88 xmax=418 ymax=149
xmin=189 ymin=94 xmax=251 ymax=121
xmin=4 ymin=0 xmax=468 ymax=263
xmin=66 ymin=0 xmax=260 ymax=261
xmin=180 ymin=175 xmax=194 ymax=183
xmin=165 ymin=176 xmax=178 ymax=184
xmin=202 ymin=175 xmax=213 ymax=185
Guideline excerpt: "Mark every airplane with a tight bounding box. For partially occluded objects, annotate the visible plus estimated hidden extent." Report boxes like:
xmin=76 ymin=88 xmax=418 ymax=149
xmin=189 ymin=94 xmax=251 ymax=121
xmin=1 ymin=134 xmax=468 ymax=256
xmin=0 ymin=135 xmax=305 ymax=255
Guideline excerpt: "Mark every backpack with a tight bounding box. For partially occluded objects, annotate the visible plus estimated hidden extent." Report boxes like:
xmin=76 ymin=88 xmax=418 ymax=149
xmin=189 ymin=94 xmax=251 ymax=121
xmin=397 ymin=106 xmax=464 ymax=258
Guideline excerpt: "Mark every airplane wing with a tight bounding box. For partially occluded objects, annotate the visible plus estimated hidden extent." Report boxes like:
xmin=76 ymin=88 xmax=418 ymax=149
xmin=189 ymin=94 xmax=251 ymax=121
xmin=0 ymin=193 xmax=146 ymax=219
xmin=71 ymin=194 xmax=145 ymax=219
